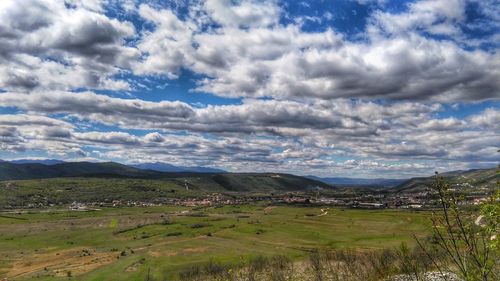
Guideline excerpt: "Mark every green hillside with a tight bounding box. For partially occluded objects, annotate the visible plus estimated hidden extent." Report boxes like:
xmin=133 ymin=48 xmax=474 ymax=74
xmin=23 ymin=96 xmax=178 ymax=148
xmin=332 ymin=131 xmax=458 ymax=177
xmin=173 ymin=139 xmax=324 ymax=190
xmin=0 ymin=162 xmax=164 ymax=180
xmin=0 ymin=173 xmax=331 ymax=208
xmin=393 ymin=168 xmax=498 ymax=193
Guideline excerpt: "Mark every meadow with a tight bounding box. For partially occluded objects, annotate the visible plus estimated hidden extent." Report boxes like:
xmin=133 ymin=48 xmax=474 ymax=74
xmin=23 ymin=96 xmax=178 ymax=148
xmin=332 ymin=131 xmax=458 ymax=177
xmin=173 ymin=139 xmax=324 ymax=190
xmin=0 ymin=204 xmax=431 ymax=280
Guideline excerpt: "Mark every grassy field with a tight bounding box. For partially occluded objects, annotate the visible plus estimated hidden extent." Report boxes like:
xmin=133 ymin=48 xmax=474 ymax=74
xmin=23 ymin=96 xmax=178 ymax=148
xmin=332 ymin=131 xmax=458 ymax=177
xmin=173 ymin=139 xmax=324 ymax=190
xmin=0 ymin=204 xmax=431 ymax=280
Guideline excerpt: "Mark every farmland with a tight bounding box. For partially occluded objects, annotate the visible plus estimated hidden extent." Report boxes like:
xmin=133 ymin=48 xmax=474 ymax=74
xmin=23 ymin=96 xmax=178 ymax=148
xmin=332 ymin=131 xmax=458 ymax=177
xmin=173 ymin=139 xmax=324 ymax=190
xmin=0 ymin=204 xmax=431 ymax=280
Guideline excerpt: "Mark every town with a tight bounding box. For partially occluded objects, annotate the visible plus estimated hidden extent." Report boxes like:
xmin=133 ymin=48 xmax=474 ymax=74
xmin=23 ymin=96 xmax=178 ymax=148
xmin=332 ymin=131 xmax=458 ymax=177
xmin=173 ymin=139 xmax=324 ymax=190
xmin=58 ymin=187 xmax=491 ymax=212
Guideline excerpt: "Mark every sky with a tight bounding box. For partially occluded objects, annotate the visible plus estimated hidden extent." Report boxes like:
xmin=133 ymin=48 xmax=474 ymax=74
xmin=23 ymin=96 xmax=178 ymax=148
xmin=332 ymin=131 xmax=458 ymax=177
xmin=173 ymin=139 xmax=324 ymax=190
xmin=0 ymin=0 xmax=499 ymax=178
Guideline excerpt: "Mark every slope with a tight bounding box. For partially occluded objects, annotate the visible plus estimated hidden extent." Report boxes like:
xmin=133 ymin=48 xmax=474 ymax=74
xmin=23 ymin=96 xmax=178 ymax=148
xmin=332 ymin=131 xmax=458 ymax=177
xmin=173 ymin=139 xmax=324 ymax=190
xmin=393 ymin=168 xmax=497 ymax=193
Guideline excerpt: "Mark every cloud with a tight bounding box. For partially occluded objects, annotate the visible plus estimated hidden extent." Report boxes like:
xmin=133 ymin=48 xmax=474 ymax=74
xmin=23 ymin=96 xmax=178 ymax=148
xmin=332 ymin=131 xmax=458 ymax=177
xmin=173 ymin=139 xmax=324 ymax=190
xmin=0 ymin=113 xmax=66 ymax=124
xmin=0 ymin=0 xmax=498 ymax=177
xmin=370 ymin=0 xmax=500 ymax=48
xmin=201 ymin=33 xmax=497 ymax=101
xmin=74 ymin=131 xmax=141 ymax=145
xmin=0 ymin=91 xmax=440 ymax=135
xmin=0 ymin=0 xmax=138 ymax=91
xmin=0 ymin=114 xmax=74 ymax=152
xmin=469 ymin=108 xmax=500 ymax=129
xmin=133 ymin=4 xmax=194 ymax=77
xmin=371 ymin=0 xmax=466 ymax=37
xmin=204 ymin=0 xmax=281 ymax=28
xmin=0 ymin=91 xmax=194 ymax=123
xmin=133 ymin=1 xmax=500 ymax=101
xmin=418 ymin=118 xmax=466 ymax=131
xmin=0 ymin=127 xmax=24 ymax=148
xmin=0 ymin=92 xmax=497 ymax=171
xmin=1 ymin=0 xmax=498 ymax=101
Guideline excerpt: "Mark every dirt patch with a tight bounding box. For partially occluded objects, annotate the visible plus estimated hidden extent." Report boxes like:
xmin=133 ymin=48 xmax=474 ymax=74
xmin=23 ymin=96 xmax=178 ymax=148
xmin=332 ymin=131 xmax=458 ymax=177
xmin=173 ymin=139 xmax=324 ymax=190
xmin=6 ymin=247 xmax=117 ymax=279
xmin=125 ymin=258 xmax=147 ymax=272
xmin=182 ymin=247 xmax=208 ymax=253
xmin=148 ymin=250 xmax=177 ymax=257
xmin=264 ymin=206 xmax=276 ymax=214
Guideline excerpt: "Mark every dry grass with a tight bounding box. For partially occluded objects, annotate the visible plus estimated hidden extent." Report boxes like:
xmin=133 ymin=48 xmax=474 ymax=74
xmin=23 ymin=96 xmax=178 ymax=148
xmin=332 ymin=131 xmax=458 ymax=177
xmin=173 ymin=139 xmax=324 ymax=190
xmin=171 ymin=245 xmax=447 ymax=281
xmin=6 ymin=247 xmax=117 ymax=279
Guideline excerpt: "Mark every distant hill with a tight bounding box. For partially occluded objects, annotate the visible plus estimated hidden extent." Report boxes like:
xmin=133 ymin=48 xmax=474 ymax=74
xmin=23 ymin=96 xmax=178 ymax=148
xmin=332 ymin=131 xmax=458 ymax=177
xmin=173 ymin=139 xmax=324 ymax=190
xmin=132 ymin=162 xmax=225 ymax=173
xmin=0 ymin=174 xmax=331 ymax=207
xmin=0 ymin=162 xmax=331 ymax=197
xmin=392 ymin=168 xmax=498 ymax=193
xmin=0 ymin=161 xmax=161 ymax=180
xmin=2 ymin=159 xmax=65 ymax=165
xmin=307 ymin=176 xmax=406 ymax=188
xmin=207 ymin=173 xmax=330 ymax=192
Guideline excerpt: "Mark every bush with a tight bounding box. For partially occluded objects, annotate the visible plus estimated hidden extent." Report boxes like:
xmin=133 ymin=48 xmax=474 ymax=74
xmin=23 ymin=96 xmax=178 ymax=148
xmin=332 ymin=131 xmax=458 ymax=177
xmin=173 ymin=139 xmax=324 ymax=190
xmin=190 ymin=223 xmax=211 ymax=229
xmin=179 ymin=265 xmax=201 ymax=281
xmin=166 ymin=232 xmax=182 ymax=237
xmin=414 ymin=173 xmax=499 ymax=281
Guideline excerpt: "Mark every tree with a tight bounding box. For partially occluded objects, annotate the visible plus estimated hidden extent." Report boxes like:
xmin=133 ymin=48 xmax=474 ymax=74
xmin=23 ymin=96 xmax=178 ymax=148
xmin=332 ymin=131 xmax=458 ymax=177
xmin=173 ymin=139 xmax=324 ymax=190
xmin=415 ymin=172 xmax=499 ymax=281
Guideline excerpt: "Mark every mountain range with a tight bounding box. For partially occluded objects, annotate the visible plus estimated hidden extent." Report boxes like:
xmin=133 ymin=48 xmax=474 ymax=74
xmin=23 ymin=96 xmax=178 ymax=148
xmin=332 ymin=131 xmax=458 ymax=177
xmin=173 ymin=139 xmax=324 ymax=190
xmin=0 ymin=161 xmax=331 ymax=193
xmin=391 ymin=168 xmax=498 ymax=193
xmin=131 ymin=162 xmax=225 ymax=173
xmin=0 ymin=159 xmax=225 ymax=174
xmin=307 ymin=176 xmax=407 ymax=188
xmin=0 ymin=159 xmax=65 ymax=165
xmin=0 ymin=160 xmax=496 ymax=194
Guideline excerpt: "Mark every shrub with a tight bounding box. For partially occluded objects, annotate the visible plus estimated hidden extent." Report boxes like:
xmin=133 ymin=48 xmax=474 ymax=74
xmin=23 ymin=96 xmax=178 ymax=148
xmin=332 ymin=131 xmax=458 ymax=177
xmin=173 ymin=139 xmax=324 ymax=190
xmin=179 ymin=265 xmax=201 ymax=281
xmin=308 ymin=251 xmax=324 ymax=281
xmin=190 ymin=223 xmax=211 ymax=229
xmin=414 ymin=173 xmax=499 ymax=281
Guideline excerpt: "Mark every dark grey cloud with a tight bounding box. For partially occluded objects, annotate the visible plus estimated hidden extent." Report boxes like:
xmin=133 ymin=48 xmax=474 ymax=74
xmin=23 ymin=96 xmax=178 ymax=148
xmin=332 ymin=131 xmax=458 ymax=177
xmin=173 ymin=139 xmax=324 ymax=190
xmin=0 ymin=126 xmax=19 ymax=138
xmin=0 ymin=0 xmax=137 ymax=91
xmin=0 ymin=110 xmax=497 ymax=177
xmin=0 ymin=91 xmax=194 ymax=121
xmin=133 ymin=1 xmax=500 ymax=102
xmin=43 ymin=127 xmax=72 ymax=138
xmin=47 ymin=13 xmax=135 ymax=65
xmin=0 ymin=114 xmax=73 ymax=128
xmin=3 ymin=72 xmax=39 ymax=90
xmin=0 ymin=92 xmax=498 ymax=167
xmin=0 ymin=91 xmax=435 ymax=136
xmin=1 ymin=0 xmax=498 ymax=101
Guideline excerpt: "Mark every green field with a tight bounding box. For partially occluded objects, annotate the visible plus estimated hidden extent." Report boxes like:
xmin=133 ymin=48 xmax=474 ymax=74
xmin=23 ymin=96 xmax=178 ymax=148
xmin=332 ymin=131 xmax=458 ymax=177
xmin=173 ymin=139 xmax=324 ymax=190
xmin=0 ymin=204 xmax=431 ymax=280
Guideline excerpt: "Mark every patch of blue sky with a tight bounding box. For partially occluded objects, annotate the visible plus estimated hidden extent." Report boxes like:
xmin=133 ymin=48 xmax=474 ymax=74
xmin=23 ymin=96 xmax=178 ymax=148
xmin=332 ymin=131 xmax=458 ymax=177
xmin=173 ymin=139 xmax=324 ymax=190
xmin=281 ymin=0 xmax=375 ymax=38
xmin=381 ymin=0 xmax=415 ymax=13
xmin=436 ymin=101 xmax=500 ymax=119
xmin=106 ymin=70 xmax=242 ymax=106
xmin=463 ymin=2 xmax=499 ymax=36
xmin=0 ymin=106 xmax=21 ymax=115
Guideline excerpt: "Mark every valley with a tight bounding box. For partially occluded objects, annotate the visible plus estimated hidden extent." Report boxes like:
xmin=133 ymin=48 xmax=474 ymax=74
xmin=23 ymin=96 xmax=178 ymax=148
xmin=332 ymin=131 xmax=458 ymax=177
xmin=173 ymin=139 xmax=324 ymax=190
xmin=0 ymin=162 xmax=497 ymax=280
xmin=0 ymin=204 xmax=431 ymax=280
